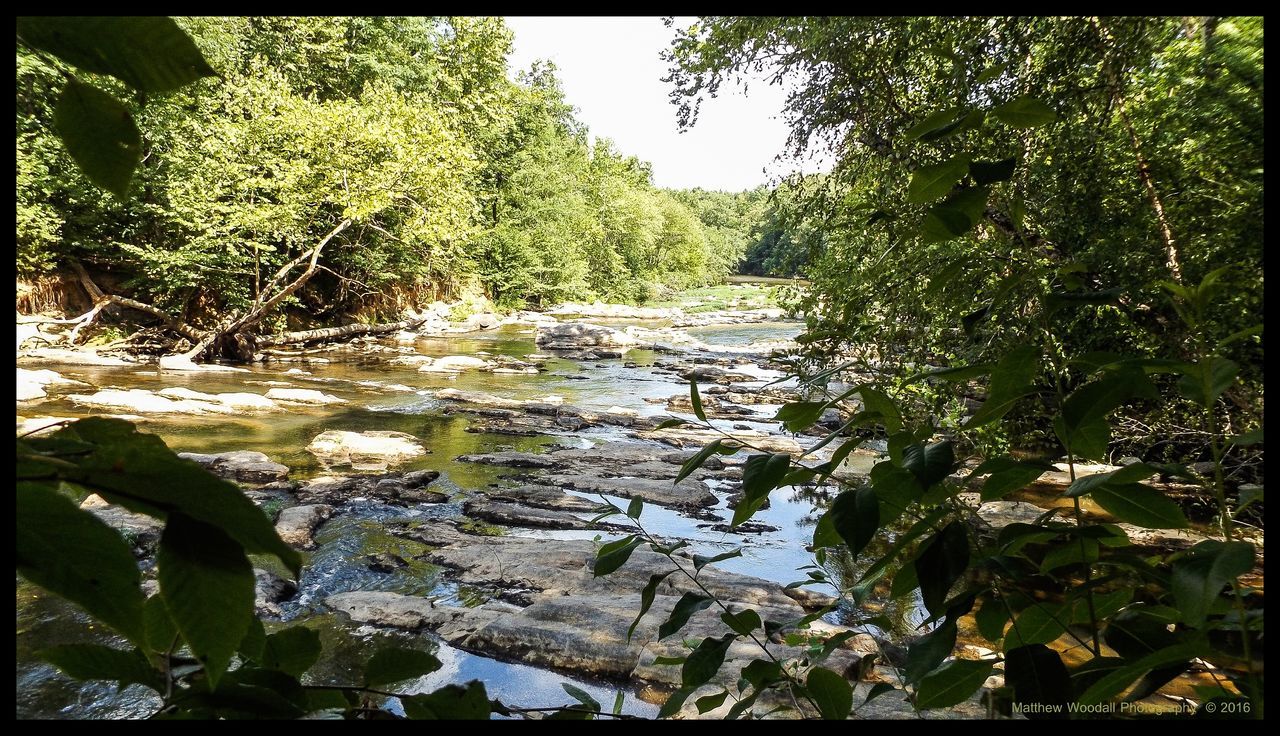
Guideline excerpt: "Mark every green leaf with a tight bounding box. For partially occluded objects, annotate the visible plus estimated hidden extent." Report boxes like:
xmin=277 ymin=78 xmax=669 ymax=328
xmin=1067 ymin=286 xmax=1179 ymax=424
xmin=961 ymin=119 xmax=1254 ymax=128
xmin=904 ymin=621 xmax=957 ymax=684
xmin=1090 ymin=483 xmax=1189 ymax=529
xmin=18 ymin=16 xmax=217 ymax=94
xmin=655 ymin=418 xmax=689 ymax=430
xmin=970 ymin=456 xmax=1053 ymax=501
xmin=1056 ymin=371 xmax=1157 ymax=459
xmin=868 ymin=462 xmax=923 ymax=526
xmin=674 ymin=439 xmax=724 ymax=484
xmin=657 ymin=686 xmax=696 ymax=718
xmin=682 ymin=634 xmax=736 ymax=688
xmin=1065 ymin=462 xmax=1164 ymax=497
xmin=921 ymin=186 xmax=990 ymax=242
xmin=626 ymin=497 xmax=643 ymax=519
xmin=807 ymin=666 xmax=853 ymax=719
xmin=694 ymin=690 xmax=729 ymax=714
xmin=863 ymin=682 xmax=898 ymax=705
xmin=907 ymin=363 xmax=994 ymax=383
xmin=1177 ymin=357 xmax=1239 ymax=409
xmin=239 ymin=615 xmax=266 ymax=662
xmin=828 ymin=486 xmax=880 ymax=557
xmin=658 ymin=592 xmax=713 ymax=640
xmin=1003 ymin=603 xmax=1067 ymax=650
xmin=1003 ymin=645 xmax=1070 ymax=718
xmin=16 ymin=482 xmax=146 ymax=646
xmin=401 ymin=681 xmax=491 ymax=719
xmin=773 ymin=401 xmax=826 ymax=432
xmin=593 ymin=535 xmax=643 ymax=577
xmin=916 ymin=659 xmax=993 ymax=708
xmin=693 ymin=549 xmax=742 ymax=570
xmin=1220 ymin=324 xmax=1263 ymax=348
xmin=907 ymin=156 xmax=970 ymax=204
xmin=734 ymin=453 xmax=790 ymax=527
xmin=689 ymin=378 xmax=707 ymax=421
xmin=905 ymin=107 xmax=965 ymax=141
xmin=46 ymin=418 xmax=300 ymax=574
xmin=974 ymin=595 xmax=1008 ymax=643
xmin=811 ymin=511 xmax=842 ymax=548
xmin=992 ymin=96 xmax=1056 ymax=128
xmin=260 ymin=626 xmax=322 ymax=678
xmin=1044 ymin=287 xmax=1124 ymax=314
xmin=976 ymin=63 xmax=1008 ymax=83
xmin=1076 ymin=643 xmax=1206 ymax=705
xmin=52 ymin=79 xmax=141 ymax=199
xmin=1171 ymin=540 xmax=1255 ymax=628
xmin=1227 ymin=428 xmax=1263 ymax=447
xmin=561 ymin=683 xmax=601 ymax=712
xmin=902 ymin=440 xmax=955 ymax=488
xmin=857 ymin=387 xmax=903 ymax=433
xmin=964 ymin=345 xmax=1041 ymax=428
xmin=38 ymin=644 xmax=163 ymax=692
xmin=144 ymin=595 xmax=178 ymax=655
xmin=628 ymin=571 xmax=675 ymax=641
xmin=720 ymin=608 xmax=763 ymax=637
xmin=914 ymin=522 xmax=969 ymax=617
xmin=157 ymin=513 xmax=254 ymax=689
xmin=969 ymin=157 xmax=1017 ymax=185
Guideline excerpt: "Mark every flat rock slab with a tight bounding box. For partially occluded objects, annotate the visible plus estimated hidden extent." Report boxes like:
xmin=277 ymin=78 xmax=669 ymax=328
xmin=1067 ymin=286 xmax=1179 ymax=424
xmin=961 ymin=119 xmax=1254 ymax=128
xmin=541 ymin=473 xmax=716 ymax=509
xmin=327 ymin=588 xmax=860 ymax=693
xmin=264 ymin=388 xmax=346 ymax=405
xmin=18 ymin=348 xmax=133 ymax=366
xmin=306 ymin=430 xmax=427 ymax=470
xmin=178 ymin=450 xmax=289 ymax=484
xmin=462 ymin=500 xmax=602 ymax=530
xmin=436 ymin=389 xmax=660 ymax=431
xmin=455 ymin=443 xmax=735 ymax=484
xmin=158 ymin=387 xmax=276 ymax=411
xmin=638 ymin=426 xmax=804 ymax=456
xmin=296 ymin=469 xmax=444 ymax=506
xmin=387 ymin=524 xmax=832 ymax=611
xmin=67 ymin=388 xmax=238 ymax=415
xmin=472 ymin=484 xmax=600 ymax=512
xmin=677 ymin=365 xmax=757 ymax=384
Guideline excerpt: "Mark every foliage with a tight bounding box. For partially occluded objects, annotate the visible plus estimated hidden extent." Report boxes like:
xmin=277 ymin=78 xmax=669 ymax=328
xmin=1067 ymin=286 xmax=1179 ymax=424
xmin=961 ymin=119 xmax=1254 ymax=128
xmin=665 ymin=17 xmax=1264 ymax=464
xmin=16 ymin=16 xmax=762 ymax=328
xmin=589 ymin=21 xmax=1264 ymax=717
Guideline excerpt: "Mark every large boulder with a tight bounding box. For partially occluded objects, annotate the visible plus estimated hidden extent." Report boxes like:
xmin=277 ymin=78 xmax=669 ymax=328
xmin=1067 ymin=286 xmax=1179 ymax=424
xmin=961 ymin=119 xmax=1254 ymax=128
xmin=535 ymin=322 xmax=641 ymax=350
xmin=274 ymin=504 xmax=332 ymax=548
xmin=295 ymin=469 xmax=444 ymax=505
xmin=177 ymin=450 xmax=290 ymax=484
xmin=305 ymin=430 xmax=428 ymax=470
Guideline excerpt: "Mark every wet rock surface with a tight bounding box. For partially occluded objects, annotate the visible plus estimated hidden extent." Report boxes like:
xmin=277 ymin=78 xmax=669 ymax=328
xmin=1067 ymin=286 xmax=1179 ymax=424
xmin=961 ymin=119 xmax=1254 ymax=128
xmin=306 ymin=430 xmax=428 ymax=470
xmin=178 ymin=450 xmax=290 ymax=484
xmin=295 ymin=469 xmax=445 ymax=505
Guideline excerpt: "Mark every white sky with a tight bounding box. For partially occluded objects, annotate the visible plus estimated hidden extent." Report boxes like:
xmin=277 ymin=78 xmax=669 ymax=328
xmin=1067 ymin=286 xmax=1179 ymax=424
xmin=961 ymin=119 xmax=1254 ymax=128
xmin=504 ymin=16 xmax=814 ymax=192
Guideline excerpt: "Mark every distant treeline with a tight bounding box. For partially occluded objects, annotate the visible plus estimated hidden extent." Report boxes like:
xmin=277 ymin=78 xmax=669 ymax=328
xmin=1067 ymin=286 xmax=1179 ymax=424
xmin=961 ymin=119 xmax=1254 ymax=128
xmin=17 ymin=17 xmax=806 ymax=323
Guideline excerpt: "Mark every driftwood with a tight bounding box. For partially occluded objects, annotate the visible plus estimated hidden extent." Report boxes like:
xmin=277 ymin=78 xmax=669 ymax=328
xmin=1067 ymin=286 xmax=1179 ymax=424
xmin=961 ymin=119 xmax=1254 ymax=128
xmin=258 ymin=316 xmax=428 ymax=347
xmin=66 ymin=218 xmax=369 ymax=363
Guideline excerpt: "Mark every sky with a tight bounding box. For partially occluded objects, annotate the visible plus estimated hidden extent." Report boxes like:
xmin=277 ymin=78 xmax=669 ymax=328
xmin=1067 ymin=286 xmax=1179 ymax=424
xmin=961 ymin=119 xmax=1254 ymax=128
xmin=505 ymin=16 xmax=818 ymax=192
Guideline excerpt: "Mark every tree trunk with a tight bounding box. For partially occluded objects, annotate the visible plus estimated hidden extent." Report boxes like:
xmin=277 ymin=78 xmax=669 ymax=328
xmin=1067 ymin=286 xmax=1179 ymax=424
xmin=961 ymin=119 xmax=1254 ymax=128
xmin=67 ymin=218 xmax=361 ymax=364
xmin=258 ymin=316 xmax=429 ymax=348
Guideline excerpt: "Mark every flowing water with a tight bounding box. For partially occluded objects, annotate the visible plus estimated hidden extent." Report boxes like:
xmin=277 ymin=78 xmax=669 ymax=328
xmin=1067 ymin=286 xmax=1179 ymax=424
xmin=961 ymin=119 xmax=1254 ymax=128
xmin=21 ymin=318 xmax=898 ymax=719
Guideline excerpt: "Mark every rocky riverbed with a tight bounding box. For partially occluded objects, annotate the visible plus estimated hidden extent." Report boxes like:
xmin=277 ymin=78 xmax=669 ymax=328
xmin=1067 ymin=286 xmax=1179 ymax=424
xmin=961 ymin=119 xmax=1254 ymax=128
xmin=16 ymin=289 xmax=1254 ymax=719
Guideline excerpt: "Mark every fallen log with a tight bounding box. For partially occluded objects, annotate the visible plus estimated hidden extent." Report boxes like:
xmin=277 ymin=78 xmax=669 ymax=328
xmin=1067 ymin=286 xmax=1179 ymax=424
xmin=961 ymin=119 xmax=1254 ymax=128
xmin=258 ymin=316 xmax=429 ymax=347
